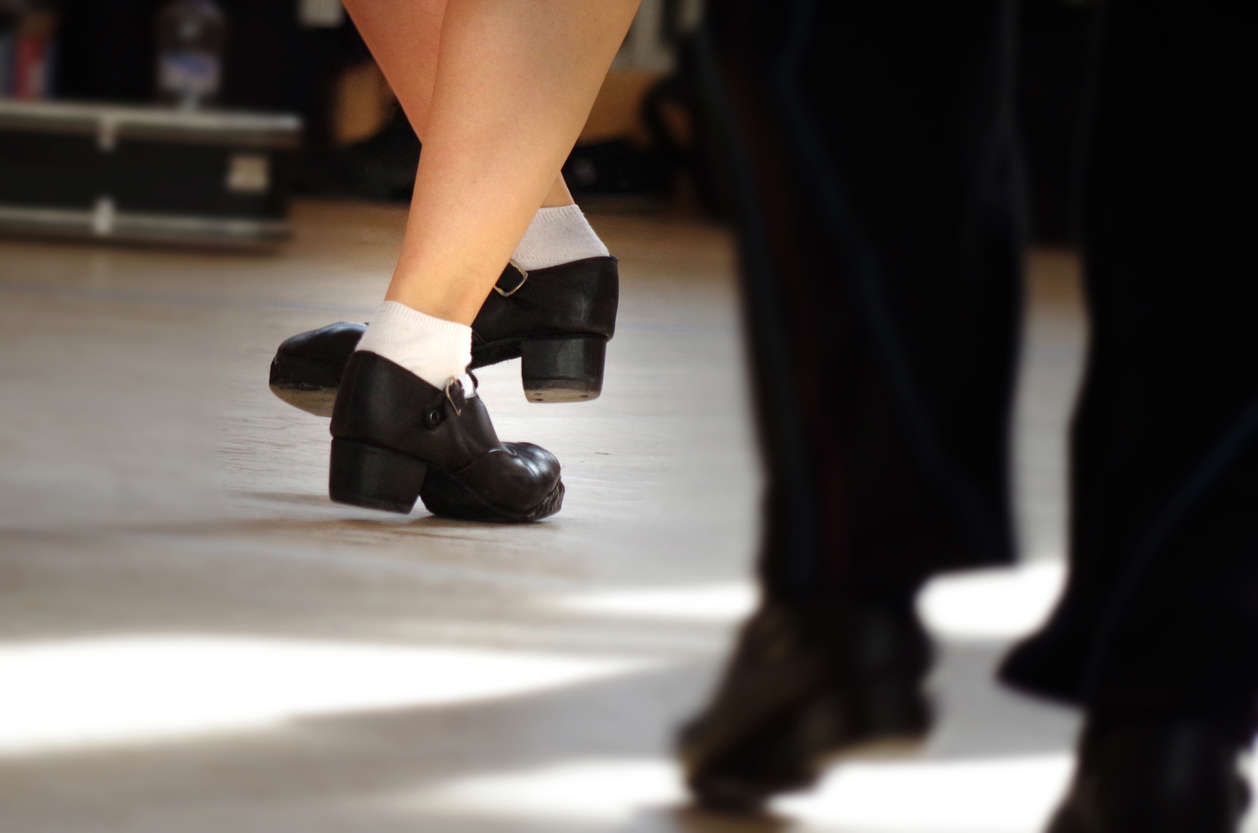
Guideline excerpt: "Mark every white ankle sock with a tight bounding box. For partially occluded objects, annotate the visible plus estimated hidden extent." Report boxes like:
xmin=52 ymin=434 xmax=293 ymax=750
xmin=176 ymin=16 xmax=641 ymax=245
xmin=510 ymin=204 xmax=609 ymax=271
xmin=354 ymin=205 xmax=605 ymax=390
xmin=356 ymin=301 xmax=476 ymax=396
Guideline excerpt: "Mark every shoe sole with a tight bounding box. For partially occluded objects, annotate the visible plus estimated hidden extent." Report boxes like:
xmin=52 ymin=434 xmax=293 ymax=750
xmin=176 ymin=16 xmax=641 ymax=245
xmin=268 ymin=382 xmax=338 ymax=418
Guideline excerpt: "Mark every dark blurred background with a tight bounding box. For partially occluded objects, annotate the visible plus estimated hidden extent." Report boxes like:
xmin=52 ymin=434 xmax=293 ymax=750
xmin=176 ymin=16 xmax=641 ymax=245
xmin=1 ymin=0 xmax=1097 ymax=246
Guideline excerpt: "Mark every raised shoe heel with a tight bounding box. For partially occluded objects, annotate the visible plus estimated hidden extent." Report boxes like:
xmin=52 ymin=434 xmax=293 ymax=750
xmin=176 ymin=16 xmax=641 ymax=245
xmin=520 ymin=336 xmax=606 ymax=403
xmin=329 ymin=438 xmax=428 ymax=513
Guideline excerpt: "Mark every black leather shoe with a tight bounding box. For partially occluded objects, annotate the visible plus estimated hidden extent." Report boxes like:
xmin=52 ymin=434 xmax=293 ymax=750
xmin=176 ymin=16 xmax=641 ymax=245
xmin=677 ymin=598 xmax=934 ymax=813
xmin=329 ymin=351 xmax=564 ymax=522
xmin=271 ymin=256 xmax=619 ymax=416
xmin=1046 ymin=721 xmax=1252 ymax=833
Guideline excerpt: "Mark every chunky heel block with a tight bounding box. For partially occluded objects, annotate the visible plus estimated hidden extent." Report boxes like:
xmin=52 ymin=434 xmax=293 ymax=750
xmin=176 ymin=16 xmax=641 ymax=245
xmin=520 ymin=336 xmax=607 ymax=403
xmin=329 ymin=438 xmax=428 ymax=513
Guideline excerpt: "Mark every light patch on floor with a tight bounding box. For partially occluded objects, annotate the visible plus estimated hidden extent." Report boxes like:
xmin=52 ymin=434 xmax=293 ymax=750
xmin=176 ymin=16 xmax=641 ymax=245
xmin=0 ymin=635 xmax=658 ymax=755
xmin=782 ymin=754 xmax=1073 ymax=832
xmin=550 ymin=583 xmax=757 ymax=624
xmin=918 ymin=561 xmax=1065 ymax=641
xmin=399 ymin=758 xmax=685 ymax=824
xmin=394 ymin=753 xmax=1072 ymax=833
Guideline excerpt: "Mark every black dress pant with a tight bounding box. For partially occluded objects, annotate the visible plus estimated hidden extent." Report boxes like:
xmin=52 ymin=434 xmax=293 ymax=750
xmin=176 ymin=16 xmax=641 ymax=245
xmin=701 ymin=1 xmax=1258 ymax=740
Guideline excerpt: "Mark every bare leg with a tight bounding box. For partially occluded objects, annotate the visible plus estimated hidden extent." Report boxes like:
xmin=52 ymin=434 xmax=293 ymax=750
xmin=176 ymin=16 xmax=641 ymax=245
xmin=344 ymin=0 xmax=586 ymax=252
xmin=325 ymin=0 xmax=635 ymax=522
xmin=341 ymin=0 xmax=446 ymax=137
xmin=344 ymin=0 xmax=639 ymax=324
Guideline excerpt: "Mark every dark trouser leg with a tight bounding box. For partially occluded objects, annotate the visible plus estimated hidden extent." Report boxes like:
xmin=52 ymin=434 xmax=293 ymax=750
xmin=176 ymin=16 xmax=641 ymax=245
xmin=704 ymin=1 xmax=1025 ymax=605
xmin=1000 ymin=1 xmax=1258 ymax=743
xmin=678 ymin=3 xmax=1026 ymax=809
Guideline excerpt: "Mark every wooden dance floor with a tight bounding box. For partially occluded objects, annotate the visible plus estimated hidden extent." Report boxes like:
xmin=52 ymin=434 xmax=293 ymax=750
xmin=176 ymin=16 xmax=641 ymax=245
xmin=0 ymin=202 xmax=1251 ymax=832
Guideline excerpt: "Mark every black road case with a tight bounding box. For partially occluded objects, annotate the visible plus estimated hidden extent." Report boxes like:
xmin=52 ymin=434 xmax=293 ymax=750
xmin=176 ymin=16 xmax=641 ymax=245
xmin=0 ymin=99 xmax=301 ymax=246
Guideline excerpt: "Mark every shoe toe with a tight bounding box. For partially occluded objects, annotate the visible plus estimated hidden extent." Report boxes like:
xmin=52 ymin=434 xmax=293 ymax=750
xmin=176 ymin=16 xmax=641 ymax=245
xmin=487 ymin=441 xmax=563 ymax=511
xmin=502 ymin=441 xmax=562 ymax=485
xmin=419 ymin=441 xmax=563 ymax=522
xmin=277 ymin=321 xmax=366 ymax=359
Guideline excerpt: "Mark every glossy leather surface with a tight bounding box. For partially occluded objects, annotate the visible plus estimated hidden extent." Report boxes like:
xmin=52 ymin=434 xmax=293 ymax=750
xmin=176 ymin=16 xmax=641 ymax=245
xmin=331 ymin=351 xmax=562 ymax=521
xmin=473 ymin=256 xmax=619 ymax=354
xmin=270 ymin=321 xmax=368 ymax=389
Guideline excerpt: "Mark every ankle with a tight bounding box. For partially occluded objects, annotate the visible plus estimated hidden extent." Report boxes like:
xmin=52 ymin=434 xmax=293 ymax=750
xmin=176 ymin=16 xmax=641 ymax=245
xmin=511 ymin=204 xmax=609 ymax=270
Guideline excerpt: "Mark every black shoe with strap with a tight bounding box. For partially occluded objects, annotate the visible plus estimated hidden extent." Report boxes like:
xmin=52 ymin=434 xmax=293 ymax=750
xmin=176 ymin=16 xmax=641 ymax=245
xmin=1046 ymin=720 xmax=1252 ymax=833
xmin=271 ymin=256 xmax=618 ymax=416
xmin=329 ymin=350 xmax=564 ymax=522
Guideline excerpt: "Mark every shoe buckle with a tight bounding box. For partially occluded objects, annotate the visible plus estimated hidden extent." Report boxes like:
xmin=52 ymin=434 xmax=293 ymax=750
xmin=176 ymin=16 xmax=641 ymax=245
xmin=494 ymin=261 xmax=529 ymax=297
xmin=444 ymin=378 xmax=465 ymax=416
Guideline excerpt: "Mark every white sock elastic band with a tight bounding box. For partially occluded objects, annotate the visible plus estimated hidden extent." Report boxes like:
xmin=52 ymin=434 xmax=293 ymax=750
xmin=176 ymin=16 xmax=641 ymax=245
xmin=511 ymin=204 xmax=609 ymax=271
xmin=356 ymin=301 xmax=475 ymax=396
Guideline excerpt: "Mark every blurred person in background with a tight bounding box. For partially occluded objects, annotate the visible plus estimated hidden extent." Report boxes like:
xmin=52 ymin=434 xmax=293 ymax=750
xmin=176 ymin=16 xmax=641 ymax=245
xmin=678 ymin=3 xmax=1258 ymax=831
xmin=271 ymin=1 xmax=637 ymax=522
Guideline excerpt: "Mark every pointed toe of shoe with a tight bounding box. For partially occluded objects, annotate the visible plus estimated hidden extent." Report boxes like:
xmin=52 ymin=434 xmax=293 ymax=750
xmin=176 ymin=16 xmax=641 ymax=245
xmin=270 ymin=321 xmax=367 ymax=416
xmin=274 ymin=321 xmax=366 ymax=369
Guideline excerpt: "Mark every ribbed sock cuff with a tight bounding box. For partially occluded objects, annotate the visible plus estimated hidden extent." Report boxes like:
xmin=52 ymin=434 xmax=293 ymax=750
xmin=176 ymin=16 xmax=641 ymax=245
xmin=356 ymin=301 xmax=475 ymax=395
xmin=511 ymin=204 xmax=609 ymax=270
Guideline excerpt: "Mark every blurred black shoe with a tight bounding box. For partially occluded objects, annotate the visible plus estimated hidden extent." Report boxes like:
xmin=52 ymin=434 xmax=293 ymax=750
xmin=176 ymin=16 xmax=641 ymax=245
xmin=1046 ymin=721 xmax=1252 ymax=833
xmin=677 ymin=597 xmax=934 ymax=813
